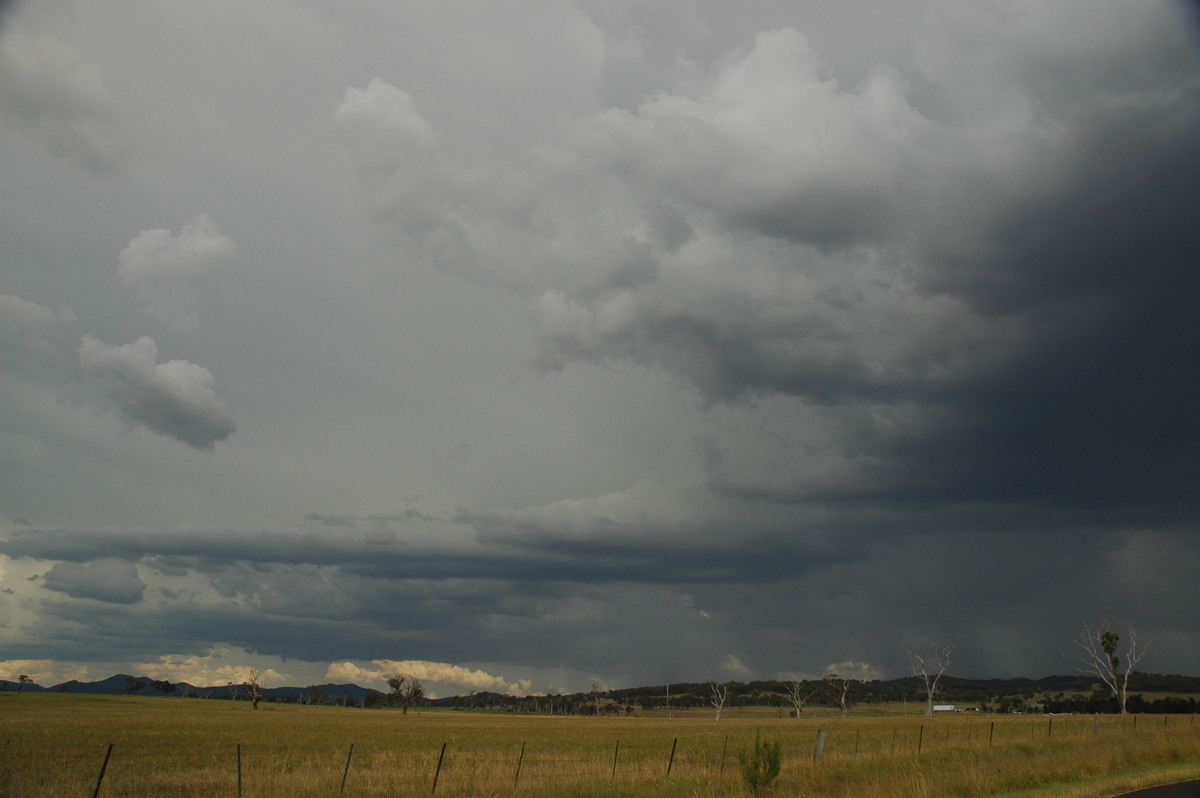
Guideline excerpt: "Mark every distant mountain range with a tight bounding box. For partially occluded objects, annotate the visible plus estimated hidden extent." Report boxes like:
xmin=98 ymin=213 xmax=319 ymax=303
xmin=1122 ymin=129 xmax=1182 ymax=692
xmin=5 ymin=671 xmax=1199 ymax=708
xmin=1 ymin=673 xmax=384 ymax=702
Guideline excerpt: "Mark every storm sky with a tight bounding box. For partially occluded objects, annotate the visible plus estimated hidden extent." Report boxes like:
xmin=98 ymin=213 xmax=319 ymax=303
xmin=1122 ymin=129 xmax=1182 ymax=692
xmin=2 ymin=0 xmax=1199 ymax=696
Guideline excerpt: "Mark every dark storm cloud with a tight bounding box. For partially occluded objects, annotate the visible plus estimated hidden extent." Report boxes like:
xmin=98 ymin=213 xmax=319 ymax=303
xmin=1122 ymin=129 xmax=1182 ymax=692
xmin=524 ymin=6 xmax=1200 ymax=526
xmin=41 ymin=559 xmax=146 ymax=604
xmin=1 ymin=517 xmax=859 ymax=587
xmin=15 ymin=521 xmax=1197 ymax=680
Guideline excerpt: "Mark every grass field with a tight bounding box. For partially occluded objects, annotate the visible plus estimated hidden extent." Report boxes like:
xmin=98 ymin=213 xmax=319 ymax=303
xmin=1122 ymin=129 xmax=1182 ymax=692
xmin=2 ymin=693 xmax=1198 ymax=796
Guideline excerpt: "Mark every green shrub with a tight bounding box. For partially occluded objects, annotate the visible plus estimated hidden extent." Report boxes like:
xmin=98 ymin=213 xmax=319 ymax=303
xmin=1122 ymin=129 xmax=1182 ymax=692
xmin=738 ymin=727 xmax=783 ymax=794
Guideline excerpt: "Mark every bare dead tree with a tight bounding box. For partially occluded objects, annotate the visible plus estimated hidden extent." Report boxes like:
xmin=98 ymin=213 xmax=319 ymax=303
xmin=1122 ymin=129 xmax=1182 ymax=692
xmin=907 ymin=639 xmax=954 ymax=716
xmin=785 ymin=680 xmax=814 ymax=719
xmin=709 ymin=681 xmax=730 ymax=721
xmin=242 ymin=668 xmax=264 ymax=710
xmin=590 ymin=679 xmax=604 ymax=716
xmin=1071 ymin=620 xmax=1150 ymax=715
xmin=387 ymin=673 xmax=425 ymax=714
xmin=823 ymin=673 xmax=852 ymax=718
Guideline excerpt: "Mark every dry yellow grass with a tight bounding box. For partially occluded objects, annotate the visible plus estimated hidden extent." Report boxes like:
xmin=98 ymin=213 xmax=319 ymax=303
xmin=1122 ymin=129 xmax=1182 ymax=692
xmin=1 ymin=692 xmax=1197 ymax=796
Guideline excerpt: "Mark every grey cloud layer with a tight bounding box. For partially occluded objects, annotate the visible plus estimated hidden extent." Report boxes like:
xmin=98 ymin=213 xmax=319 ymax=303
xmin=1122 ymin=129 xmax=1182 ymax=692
xmin=0 ymin=6 xmax=125 ymax=173
xmin=42 ymin=559 xmax=146 ymax=604
xmin=2 ymin=0 xmax=1198 ymax=690
xmin=6 ymin=517 xmax=1198 ymax=680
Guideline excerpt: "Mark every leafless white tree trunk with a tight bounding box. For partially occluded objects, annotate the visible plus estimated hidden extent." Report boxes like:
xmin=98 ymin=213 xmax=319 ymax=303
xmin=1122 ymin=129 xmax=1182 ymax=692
xmin=710 ymin=682 xmax=729 ymax=721
xmin=785 ymin=680 xmax=813 ymax=719
xmin=907 ymin=640 xmax=954 ymax=716
xmin=824 ymin=673 xmax=852 ymax=718
xmin=1071 ymin=620 xmax=1149 ymax=716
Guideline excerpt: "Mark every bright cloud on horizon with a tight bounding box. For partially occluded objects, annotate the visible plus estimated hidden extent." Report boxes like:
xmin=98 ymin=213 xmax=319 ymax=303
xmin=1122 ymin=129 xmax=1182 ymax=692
xmin=134 ymin=649 xmax=290 ymax=688
xmin=326 ymin=660 xmax=533 ymax=696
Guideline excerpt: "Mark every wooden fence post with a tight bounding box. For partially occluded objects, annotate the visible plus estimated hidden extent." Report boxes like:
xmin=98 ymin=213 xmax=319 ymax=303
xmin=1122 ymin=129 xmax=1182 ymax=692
xmin=666 ymin=737 xmax=678 ymax=776
xmin=719 ymin=735 xmax=728 ymax=775
xmin=340 ymin=743 xmax=354 ymax=795
xmin=91 ymin=743 xmax=114 ymax=798
xmin=431 ymin=742 xmax=447 ymax=795
xmin=612 ymin=740 xmax=620 ymax=778
xmin=813 ymin=730 xmax=826 ymax=764
xmin=514 ymin=742 xmax=525 ymax=788
xmin=988 ymin=721 xmax=995 ymax=747
xmin=917 ymin=725 xmax=924 ymax=756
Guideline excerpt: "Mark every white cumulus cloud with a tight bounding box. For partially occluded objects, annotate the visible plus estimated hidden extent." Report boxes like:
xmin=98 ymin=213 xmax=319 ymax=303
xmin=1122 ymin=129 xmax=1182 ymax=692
xmin=118 ymin=214 xmax=236 ymax=331
xmin=327 ymin=659 xmax=531 ymax=695
xmin=0 ymin=659 xmax=90 ymax=686
xmin=137 ymin=648 xmax=288 ymax=687
xmin=77 ymin=334 xmax=235 ymax=450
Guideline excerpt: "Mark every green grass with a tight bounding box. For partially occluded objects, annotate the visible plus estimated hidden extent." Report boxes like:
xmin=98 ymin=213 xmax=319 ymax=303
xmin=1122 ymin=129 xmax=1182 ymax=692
xmin=1 ymin=692 xmax=1198 ymax=796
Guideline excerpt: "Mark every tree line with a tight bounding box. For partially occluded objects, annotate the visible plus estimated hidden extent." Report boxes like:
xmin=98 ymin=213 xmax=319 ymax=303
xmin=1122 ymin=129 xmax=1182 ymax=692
xmin=4 ymin=621 xmax=1183 ymax=716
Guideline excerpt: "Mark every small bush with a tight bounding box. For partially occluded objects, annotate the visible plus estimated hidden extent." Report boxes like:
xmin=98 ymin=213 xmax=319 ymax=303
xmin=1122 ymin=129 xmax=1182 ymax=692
xmin=738 ymin=727 xmax=783 ymax=794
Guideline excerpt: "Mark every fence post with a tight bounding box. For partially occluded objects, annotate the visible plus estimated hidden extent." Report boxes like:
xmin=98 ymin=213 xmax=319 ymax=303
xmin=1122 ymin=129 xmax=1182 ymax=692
xmin=666 ymin=737 xmax=678 ymax=776
xmin=854 ymin=729 xmax=860 ymax=756
xmin=514 ymin=742 xmax=525 ymax=788
xmin=1048 ymin=718 xmax=1053 ymax=737
xmin=719 ymin=735 xmax=729 ymax=775
xmin=813 ymin=730 xmax=826 ymax=764
xmin=917 ymin=725 xmax=924 ymax=756
xmin=237 ymin=743 xmax=242 ymax=798
xmin=612 ymin=740 xmax=620 ymax=778
xmin=91 ymin=743 xmax=114 ymax=798
xmin=988 ymin=721 xmax=994 ymax=747
xmin=431 ymin=742 xmax=447 ymax=795
xmin=340 ymin=743 xmax=355 ymax=795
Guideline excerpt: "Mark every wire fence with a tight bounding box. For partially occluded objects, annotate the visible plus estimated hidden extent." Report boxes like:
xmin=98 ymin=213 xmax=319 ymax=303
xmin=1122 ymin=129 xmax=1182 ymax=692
xmin=2 ymin=713 xmax=1194 ymax=797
